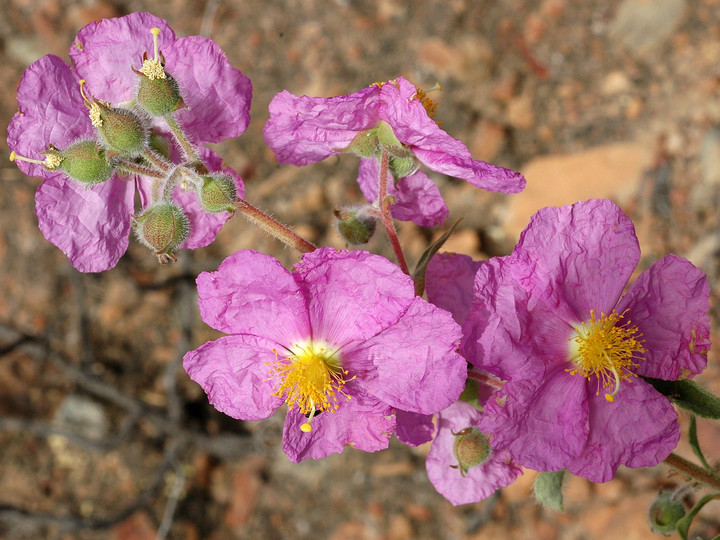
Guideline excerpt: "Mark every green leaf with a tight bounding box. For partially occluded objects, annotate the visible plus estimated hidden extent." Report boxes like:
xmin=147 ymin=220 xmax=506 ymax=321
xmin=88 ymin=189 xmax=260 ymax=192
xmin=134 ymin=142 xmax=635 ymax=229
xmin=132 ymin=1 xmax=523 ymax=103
xmin=688 ymin=415 xmax=714 ymax=472
xmin=412 ymin=218 xmax=463 ymax=297
xmin=533 ymin=470 xmax=565 ymax=512
xmin=642 ymin=378 xmax=720 ymax=419
xmin=676 ymin=492 xmax=720 ymax=540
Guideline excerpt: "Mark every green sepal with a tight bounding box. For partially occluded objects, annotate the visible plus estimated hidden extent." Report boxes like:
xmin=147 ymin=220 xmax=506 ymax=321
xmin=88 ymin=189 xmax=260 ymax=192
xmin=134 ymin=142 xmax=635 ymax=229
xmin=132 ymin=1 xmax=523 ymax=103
xmin=96 ymin=104 xmax=149 ymax=157
xmin=199 ymin=174 xmax=237 ymax=213
xmin=533 ymin=470 xmax=565 ymax=512
xmin=412 ymin=217 xmax=463 ymax=296
xmin=642 ymin=377 xmax=720 ymax=419
xmin=688 ymin=415 xmax=713 ymax=472
xmin=53 ymin=140 xmax=115 ymax=186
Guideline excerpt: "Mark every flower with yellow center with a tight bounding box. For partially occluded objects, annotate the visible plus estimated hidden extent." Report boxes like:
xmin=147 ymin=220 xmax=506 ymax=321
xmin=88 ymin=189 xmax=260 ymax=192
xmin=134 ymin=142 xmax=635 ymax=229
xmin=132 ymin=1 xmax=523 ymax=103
xmin=267 ymin=341 xmax=351 ymax=432
xmin=568 ymin=309 xmax=645 ymax=402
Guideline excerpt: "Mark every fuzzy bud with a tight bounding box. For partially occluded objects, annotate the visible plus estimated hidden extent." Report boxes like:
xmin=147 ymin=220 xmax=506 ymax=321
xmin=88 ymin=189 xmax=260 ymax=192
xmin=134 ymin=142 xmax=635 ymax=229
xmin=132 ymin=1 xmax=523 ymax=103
xmin=133 ymin=203 xmax=189 ymax=262
xmin=95 ymin=103 xmax=149 ymax=157
xmin=648 ymin=493 xmax=685 ymax=535
xmin=451 ymin=427 xmax=491 ymax=477
xmin=199 ymin=174 xmax=237 ymax=213
xmin=533 ymin=470 xmax=565 ymax=512
xmin=53 ymin=140 xmax=115 ymax=185
xmin=136 ymin=71 xmax=185 ymax=117
xmin=334 ymin=207 xmax=377 ymax=244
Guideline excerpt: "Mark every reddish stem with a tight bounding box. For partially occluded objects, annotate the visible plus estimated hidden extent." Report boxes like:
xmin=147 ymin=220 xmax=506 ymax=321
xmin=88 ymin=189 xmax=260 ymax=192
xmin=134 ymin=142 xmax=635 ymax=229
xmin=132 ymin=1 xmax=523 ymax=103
xmin=663 ymin=452 xmax=720 ymax=490
xmin=234 ymin=199 xmax=316 ymax=254
xmin=377 ymin=150 xmax=410 ymax=275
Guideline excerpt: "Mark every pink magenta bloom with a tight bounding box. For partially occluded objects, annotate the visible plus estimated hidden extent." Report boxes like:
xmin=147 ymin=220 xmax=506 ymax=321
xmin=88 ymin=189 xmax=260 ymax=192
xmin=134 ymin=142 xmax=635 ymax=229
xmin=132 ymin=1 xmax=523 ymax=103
xmin=183 ymin=248 xmax=467 ymax=462
xmin=263 ymin=77 xmax=525 ymax=227
xmin=423 ymin=252 xmax=522 ymax=505
xmin=7 ymin=13 xmax=251 ymax=272
xmin=469 ymin=199 xmax=711 ymax=482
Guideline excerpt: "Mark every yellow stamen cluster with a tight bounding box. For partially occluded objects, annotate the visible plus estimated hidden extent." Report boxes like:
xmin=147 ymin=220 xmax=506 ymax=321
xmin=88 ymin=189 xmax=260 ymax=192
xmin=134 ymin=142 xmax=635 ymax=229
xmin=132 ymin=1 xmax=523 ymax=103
xmin=10 ymin=151 xmax=63 ymax=170
xmin=140 ymin=27 xmax=166 ymax=80
xmin=568 ymin=309 xmax=645 ymax=402
xmin=79 ymin=79 xmax=103 ymax=126
xmin=413 ymin=82 xmax=442 ymax=119
xmin=267 ymin=342 xmax=351 ymax=432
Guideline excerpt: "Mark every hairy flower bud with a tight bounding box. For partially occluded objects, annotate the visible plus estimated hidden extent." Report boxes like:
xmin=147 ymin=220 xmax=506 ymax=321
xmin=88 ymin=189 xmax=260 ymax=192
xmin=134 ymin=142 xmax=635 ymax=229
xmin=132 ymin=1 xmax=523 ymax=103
xmin=55 ymin=140 xmax=115 ymax=185
xmin=199 ymin=174 xmax=237 ymax=213
xmin=94 ymin=103 xmax=149 ymax=157
xmin=133 ymin=203 xmax=189 ymax=263
xmin=648 ymin=493 xmax=686 ymax=535
xmin=452 ymin=427 xmax=491 ymax=477
xmin=136 ymin=70 xmax=185 ymax=117
xmin=334 ymin=207 xmax=377 ymax=244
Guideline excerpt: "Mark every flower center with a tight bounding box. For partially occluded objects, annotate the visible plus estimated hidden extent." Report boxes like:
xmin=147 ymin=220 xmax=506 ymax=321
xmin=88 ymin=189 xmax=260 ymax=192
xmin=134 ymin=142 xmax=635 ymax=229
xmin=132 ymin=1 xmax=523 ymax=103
xmin=568 ymin=309 xmax=645 ymax=402
xmin=268 ymin=341 xmax=350 ymax=432
xmin=139 ymin=27 xmax=166 ymax=80
xmin=413 ymin=82 xmax=442 ymax=119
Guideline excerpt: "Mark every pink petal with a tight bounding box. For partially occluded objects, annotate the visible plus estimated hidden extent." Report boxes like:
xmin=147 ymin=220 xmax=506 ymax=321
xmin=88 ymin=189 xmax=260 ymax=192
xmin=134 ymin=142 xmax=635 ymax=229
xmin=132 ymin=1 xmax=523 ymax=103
xmin=618 ymin=254 xmax=710 ymax=380
xmin=566 ymin=378 xmax=679 ymax=482
xmin=426 ymin=252 xmax=483 ymax=325
xmin=294 ymin=248 xmax=415 ymax=347
xmin=196 ymin=250 xmax=310 ymax=343
xmin=8 ymin=55 xmax=93 ymax=179
xmin=357 ymin=158 xmax=449 ymax=226
xmin=165 ymin=36 xmax=252 ymax=143
xmin=69 ymin=12 xmax=176 ymax=105
xmin=35 ymin=173 xmax=134 ymax=272
xmin=395 ymin=410 xmax=434 ymax=446
xmin=264 ymin=86 xmax=381 ymax=165
xmin=183 ymin=335 xmax=284 ymax=421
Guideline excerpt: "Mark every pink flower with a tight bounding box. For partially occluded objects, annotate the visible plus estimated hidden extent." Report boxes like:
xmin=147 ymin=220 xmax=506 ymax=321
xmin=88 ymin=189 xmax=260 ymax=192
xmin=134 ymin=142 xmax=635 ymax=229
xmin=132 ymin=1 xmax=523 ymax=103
xmin=7 ymin=13 xmax=251 ymax=272
xmin=470 ymin=199 xmax=711 ymax=482
xmin=183 ymin=248 xmax=467 ymax=462
xmin=264 ymin=77 xmax=525 ymax=227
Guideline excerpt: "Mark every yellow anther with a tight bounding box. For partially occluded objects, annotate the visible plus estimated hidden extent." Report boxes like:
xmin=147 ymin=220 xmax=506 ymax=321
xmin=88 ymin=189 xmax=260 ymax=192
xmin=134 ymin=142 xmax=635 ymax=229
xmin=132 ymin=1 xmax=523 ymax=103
xmin=139 ymin=27 xmax=166 ymax=80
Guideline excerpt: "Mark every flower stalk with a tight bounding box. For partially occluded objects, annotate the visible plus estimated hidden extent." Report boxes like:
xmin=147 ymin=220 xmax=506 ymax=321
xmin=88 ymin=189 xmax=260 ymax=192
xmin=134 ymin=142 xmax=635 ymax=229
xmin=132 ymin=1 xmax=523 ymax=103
xmin=663 ymin=452 xmax=720 ymax=490
xmin=377 ymin=149 xmax=410 ymax=275
xmin=234 ymin=198 xmax=316 ymax=253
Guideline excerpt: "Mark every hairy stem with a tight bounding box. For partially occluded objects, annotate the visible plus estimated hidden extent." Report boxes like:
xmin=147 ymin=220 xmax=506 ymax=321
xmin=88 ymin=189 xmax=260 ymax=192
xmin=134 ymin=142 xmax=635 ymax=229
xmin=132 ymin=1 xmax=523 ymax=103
xmin=664 ymin=452 xmax=720 ymax=490
xmin=164 ymin=115 xmax=199 ymax=163
xmin=234 ymin=199 xmax=316 ymax=253
xmin=377 ymin=150 xmax=409 ymax=274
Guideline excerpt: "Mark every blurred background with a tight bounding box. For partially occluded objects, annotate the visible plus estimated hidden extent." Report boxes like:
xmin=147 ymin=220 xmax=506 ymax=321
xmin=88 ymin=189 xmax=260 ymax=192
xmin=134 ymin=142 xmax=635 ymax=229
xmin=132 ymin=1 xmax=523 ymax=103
xmin=1 ymin=0 xmax=720 ymax=538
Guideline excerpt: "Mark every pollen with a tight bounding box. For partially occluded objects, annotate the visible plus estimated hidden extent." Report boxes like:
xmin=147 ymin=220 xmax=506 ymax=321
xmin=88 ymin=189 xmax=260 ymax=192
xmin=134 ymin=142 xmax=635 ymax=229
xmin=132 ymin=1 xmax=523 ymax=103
xmin=568 ymin=309 xmax=645 ymax=402
xmin=140 ymin=27 xmax=166 ymax=80
xmin=267 ymin=342 xmax=352 ymax=432
xmin=79 ymin=80 xmax=103 ymax=126
xmin=414 ymin=82 xmax=443 ymax=119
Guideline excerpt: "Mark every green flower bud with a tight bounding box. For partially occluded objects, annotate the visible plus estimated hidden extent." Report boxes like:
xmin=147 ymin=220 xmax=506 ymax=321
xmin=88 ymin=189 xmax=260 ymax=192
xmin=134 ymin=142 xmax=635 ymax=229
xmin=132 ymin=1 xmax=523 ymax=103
xmin=389 ymin=154 xmax=419 ymax=179
xmin=649 ymin=493 xmax=686 ymax=535
xmin=94 ymin=102 xmax=149 ymax=157
xmin=534 ymin=470 xmax=565 ymax=512
xmin=451 ymin=427 xmax=491 ymax=477
xmin=199 ymin=174 xmax=237 ymax=213
xmin=334 ymin=208 xmax=377 ymax=244
xmin=133 ymin=203 xmax=189 ymax=264
xmin=376 ymin=120 xmax=402 ymax=147
xmin=54 ymin=140 xmax=115 ymax=186
xmin=136 ymin=70 xmax=185 ymax=117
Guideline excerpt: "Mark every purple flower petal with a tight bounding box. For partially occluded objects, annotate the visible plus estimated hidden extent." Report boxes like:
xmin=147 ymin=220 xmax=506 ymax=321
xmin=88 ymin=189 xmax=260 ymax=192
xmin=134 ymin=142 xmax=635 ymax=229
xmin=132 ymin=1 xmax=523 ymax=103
xmin=357 ymin=158 xmax=449 ymax=226
xmin=282 ymin=386 xmax=395 ymax=462
xmin=293 ymin=248 xmax=415 ymax=347
xmin=395 ymin=410 xmax=434 ymax=446
xmin=618 ymin=255 xmax=710 ymax=380
xmin=183 ymin=335 xmax=284 ymax=421
xmin=566 ymin=378 xmax=679 ymax=482
xmin=35 ymin=172 xmax=134 ymax=272
xmin=264 ymin=86 xmax=381 ymax=165
xmin=346 ymin=297 xmax=465 ymax=414
xmin=196 ymin=250 xmax=310 ymax=343
xmin=512 ymin=199 xmax=640 ymax=323
xmin=69 ymin=12 xmax=176 ymax=105
xmin=426 ymin=252 xmax=483 ymax=325
xmin=7 ymin=55 xmax=92 ymax=179
xmin=165 ymin=36 xmax=252 ymax=143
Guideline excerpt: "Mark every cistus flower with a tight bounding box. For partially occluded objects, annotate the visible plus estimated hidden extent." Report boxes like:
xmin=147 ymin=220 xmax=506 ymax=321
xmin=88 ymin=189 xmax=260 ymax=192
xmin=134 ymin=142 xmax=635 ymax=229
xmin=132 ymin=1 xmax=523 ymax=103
xmin=422 ymin=252 xmax=522 ymax=505
xmin=469 ymin=199 xmax=711 ymax=482
xmin=264 ymin=77 xmax=526 ymax=227
xmin=7 ymin=12 xmax=251 ymax=272
xmin=183 ymin=248 xmax=467 ymax=462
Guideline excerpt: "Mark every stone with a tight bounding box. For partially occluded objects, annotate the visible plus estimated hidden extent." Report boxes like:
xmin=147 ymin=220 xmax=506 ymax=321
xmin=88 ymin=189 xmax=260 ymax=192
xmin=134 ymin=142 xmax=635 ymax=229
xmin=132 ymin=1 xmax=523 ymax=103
xmin=609 ymin=0 xmax=687 ymax=58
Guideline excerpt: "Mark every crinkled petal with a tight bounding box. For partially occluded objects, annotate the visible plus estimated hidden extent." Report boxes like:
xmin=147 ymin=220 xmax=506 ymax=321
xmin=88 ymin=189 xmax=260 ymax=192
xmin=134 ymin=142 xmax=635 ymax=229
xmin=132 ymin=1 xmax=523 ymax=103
xmin=426 ymin=252 xmax=483 ymax=325
xmin=164 ymin=36 xmax=252 ymax=143
xmin=36 ymin=173 xmax=134 ymax=272
xmin=512 ymin=199 xmax=640 ymax=324
xmin=466 ymin=256 xmax=570 ymax=379
xmin=618 ymin=254 xmax=710 ymax=380
xmin=395 ymin=410 xmax=434 ymax=446
xmin=479 ymin=366 xmax=589 ymax=472
xmin=264 ymin=86 xmax=381 ymax=165
xmin=566 ymin=378 xmax=679 ymax=482
xmin=293 ymin=248 xmax=415 ymax=347
xmin=70 ymin=12 xmax=176 ymax=104
xmin=427 ymin=401 xmax=522 ymax=505
xmin=176 ymin=147 xmax=245 ymax=249
xmin=357 ymin=158 xmax=448 ymax=226
xmin=377 ymin=78 xmax=525 ymax=193
xmin=183 ymin=335 xmax=284 ymax=421
xmin=8 ymin=55 xmax=92 ymax=179
xmin=196 ymin=250 xmax=310 ymax=343
xmin=282 ymin=386 xmax=395 ymax=462
xmin=344 ymin=297 xmax=465 ymax=414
